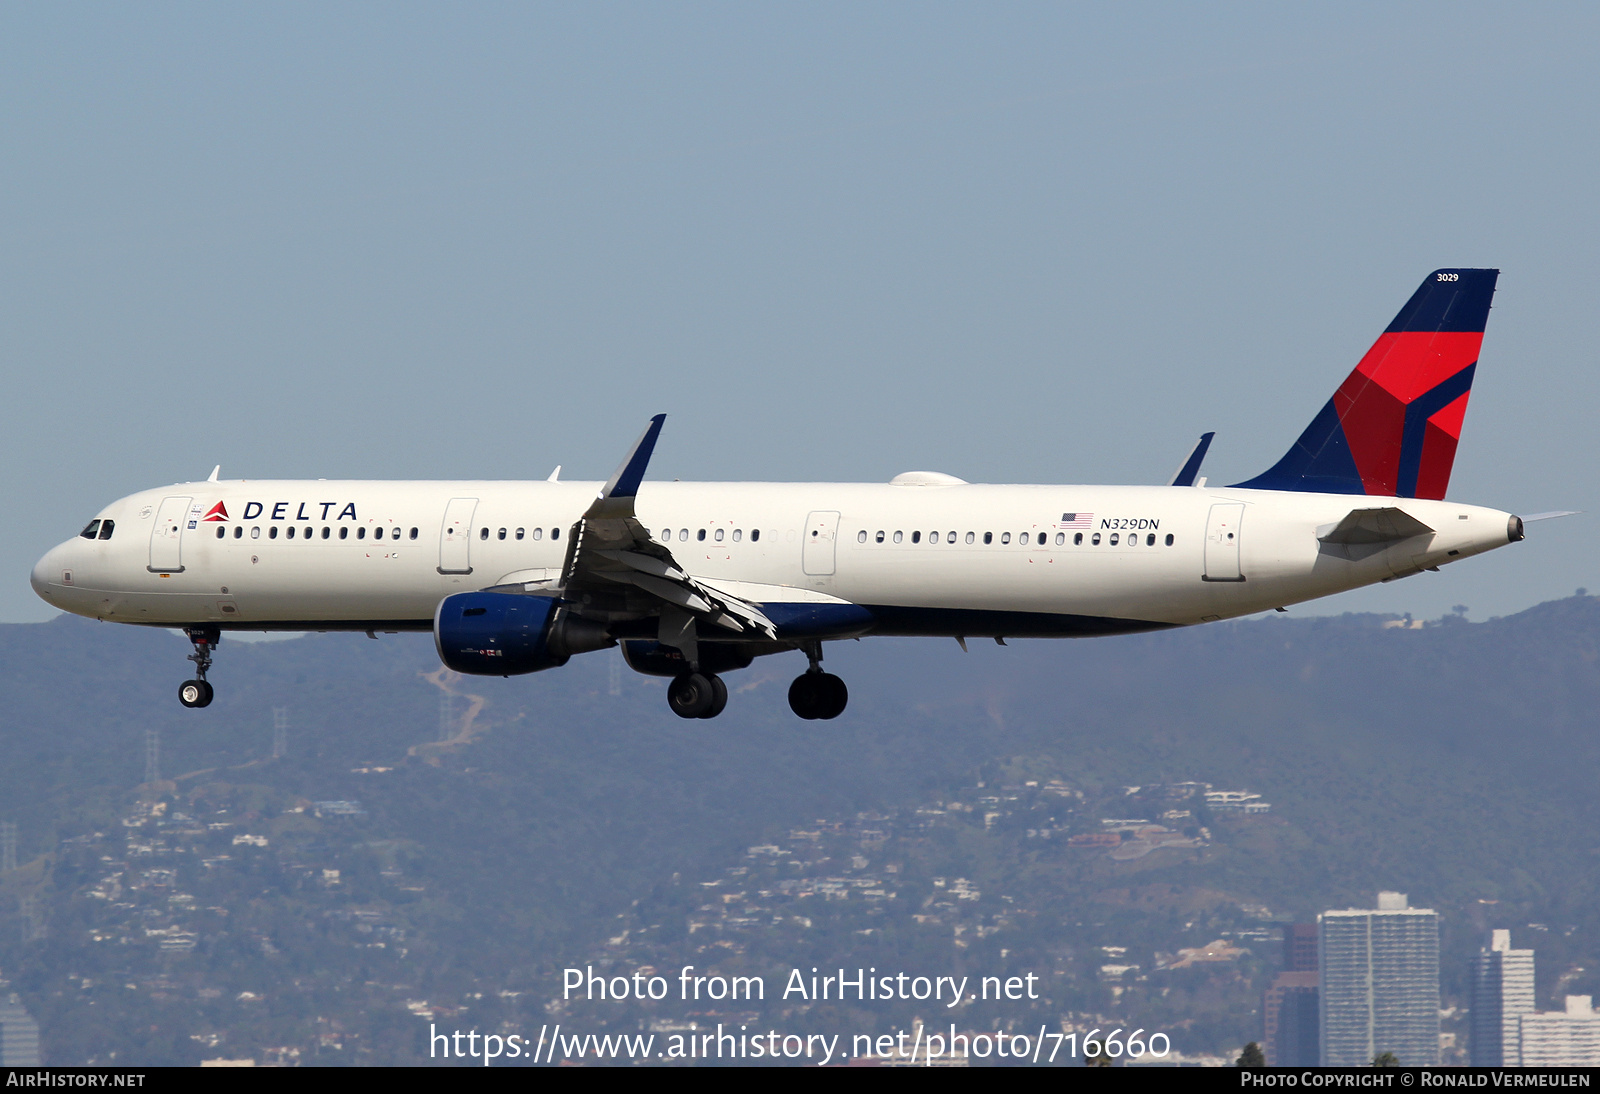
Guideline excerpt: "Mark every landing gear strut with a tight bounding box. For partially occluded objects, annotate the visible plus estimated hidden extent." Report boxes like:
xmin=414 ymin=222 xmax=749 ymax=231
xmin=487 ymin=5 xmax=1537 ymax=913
xmin=179 ymin=627 xmax=219 ymax=709
xmin=667 ymin=672 xmax=728 ymax=719
xmin=788 ymin=642 xmax=847 ymax=720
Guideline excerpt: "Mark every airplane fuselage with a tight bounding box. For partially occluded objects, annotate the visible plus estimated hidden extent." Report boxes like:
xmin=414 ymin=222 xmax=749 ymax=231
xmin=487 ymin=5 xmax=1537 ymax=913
xmin=32 ymin=478 xmax=1519 ymax=637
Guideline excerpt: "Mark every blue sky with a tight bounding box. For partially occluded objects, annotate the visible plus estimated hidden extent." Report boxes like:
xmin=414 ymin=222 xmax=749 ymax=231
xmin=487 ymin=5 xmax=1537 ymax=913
xmin=4 ymin=4 xmax=1596 ymax=622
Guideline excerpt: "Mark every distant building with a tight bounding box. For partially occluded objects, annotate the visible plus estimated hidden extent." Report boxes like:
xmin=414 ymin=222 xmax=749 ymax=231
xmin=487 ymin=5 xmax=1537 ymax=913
xmin=1265 ymin=923 xmax=1320 ymax=1066
xmin=1519 ymin=996 xmax=1600 ymax=1067
xmin=0 ymin=994 xmax=41 ymax=1066
xmin=1284 ymin=923 xmax=1318 ymax=973
xmin=1319 ymin=892 xmax=1440 ymax=1066
xmin=1472 ymin=929 xmax=1535 ymax=1066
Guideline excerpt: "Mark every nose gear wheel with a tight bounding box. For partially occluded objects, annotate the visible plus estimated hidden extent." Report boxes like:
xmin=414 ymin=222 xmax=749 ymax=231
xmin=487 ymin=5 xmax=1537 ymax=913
xmin=179 ymin=627 xmax=220 ymax=709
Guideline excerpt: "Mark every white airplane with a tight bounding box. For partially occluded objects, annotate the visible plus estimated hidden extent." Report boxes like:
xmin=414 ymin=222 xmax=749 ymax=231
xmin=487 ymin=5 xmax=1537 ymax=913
xmin=33 ymin=269 xmax=1537 ymax=720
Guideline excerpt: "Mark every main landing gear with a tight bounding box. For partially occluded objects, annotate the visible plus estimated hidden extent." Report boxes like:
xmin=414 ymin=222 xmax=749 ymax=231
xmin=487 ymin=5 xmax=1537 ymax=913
xmin=657 ymin=641 xmax=847 ymax=721
xmin=667 ymin=672 xmax=728 ymax=719
xmin=179 ymin=627 xmax=219 ymax=709
xmin=788 ymin=642 xmax=847 ymax=721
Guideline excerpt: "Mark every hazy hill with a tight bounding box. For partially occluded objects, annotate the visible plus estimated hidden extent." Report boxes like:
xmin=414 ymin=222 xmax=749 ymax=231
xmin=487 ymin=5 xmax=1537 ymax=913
xmin=2 ymin=597 xmax=1599 ymax=1062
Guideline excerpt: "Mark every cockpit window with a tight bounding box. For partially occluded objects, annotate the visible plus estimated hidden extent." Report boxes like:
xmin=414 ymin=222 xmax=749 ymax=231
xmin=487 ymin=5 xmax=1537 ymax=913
xmin=80 ymin=520 xmax=101 ymax=540
xmin=99 ymin=519 xmax=115 ymax=540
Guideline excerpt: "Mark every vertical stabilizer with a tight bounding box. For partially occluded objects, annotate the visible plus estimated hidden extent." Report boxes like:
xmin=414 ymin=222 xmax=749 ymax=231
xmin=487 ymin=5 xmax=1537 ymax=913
xmin=1233 ymin=269 xmax=1498 ymax=498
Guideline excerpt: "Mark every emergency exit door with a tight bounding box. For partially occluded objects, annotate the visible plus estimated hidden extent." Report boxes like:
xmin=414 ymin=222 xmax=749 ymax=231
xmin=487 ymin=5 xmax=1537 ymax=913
xmin=438 ymin=498 xmax=479 ymax=575
xmin=802 ymin=511 xmax=841 ymax=576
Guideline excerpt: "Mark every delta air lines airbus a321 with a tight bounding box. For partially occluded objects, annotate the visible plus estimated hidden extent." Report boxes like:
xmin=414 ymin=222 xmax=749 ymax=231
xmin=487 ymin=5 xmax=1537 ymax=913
xmin=33 ymin=270 xmax=1541 ymax=720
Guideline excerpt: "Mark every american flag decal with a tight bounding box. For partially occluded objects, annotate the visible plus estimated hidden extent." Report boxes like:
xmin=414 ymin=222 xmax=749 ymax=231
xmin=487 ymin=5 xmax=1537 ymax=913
xmin=1060 ymin=512 xmax=1092 ymax=528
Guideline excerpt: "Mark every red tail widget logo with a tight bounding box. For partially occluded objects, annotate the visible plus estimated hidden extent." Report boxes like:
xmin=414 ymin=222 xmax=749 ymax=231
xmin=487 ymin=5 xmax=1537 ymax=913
xmin=1234 ymin=269 xmax=1499 ymax=499
xmin=201 ymin=502 xmax=229 ymax=523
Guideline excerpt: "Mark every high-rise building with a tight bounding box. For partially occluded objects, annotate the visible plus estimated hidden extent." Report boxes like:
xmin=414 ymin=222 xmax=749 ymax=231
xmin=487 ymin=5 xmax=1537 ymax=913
xmin=1264 ymin=923 xmax=1320 ymax=1066
xmin=0 ymin=994 xmax=40 ymax=1065
xmin=1284 ymin=922 xmax=1318 ymax=973
xmin=1319 ymin=891 xmax=1440 ymax=1066
xmin=1519 ymin=996 xmax=1600 ymax=1066
xmin=1472 ymin=929 xmax=1535 ymax=1066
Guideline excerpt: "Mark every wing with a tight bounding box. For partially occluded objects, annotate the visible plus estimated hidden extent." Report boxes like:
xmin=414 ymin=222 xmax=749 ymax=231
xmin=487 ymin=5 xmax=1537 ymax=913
xmin=552 ymin=415 xmax=776 ymax=639
xmin=1167 ymin=432 xmax=1215 ymax=487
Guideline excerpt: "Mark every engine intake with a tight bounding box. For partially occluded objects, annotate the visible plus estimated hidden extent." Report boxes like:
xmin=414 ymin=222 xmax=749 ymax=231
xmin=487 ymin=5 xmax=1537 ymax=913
xmin=434 ymin=591 xmax=612 ymax=676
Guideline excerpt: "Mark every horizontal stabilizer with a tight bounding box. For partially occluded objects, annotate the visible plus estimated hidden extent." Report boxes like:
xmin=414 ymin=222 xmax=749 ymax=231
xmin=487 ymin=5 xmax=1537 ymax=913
xmin=1317 ymin=507 xmax=1435 ymax=546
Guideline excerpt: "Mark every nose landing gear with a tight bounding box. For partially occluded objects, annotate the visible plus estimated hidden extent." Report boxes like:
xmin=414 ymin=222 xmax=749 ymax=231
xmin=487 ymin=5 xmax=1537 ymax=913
xmin=788 ymin=642 xmax=847 ymax=720
xmin=179 ymin=627 xmax=219 ymax=709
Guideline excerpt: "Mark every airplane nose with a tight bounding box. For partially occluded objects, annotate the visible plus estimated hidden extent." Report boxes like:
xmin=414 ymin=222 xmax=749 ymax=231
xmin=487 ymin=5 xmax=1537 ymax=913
xmin=31 ymin=545 xmax=63 ymax=602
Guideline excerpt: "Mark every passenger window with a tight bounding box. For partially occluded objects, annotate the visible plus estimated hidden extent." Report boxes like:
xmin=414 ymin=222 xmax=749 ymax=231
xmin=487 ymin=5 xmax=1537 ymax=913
xmin=320 ymin=527 xmax=328 ymax=540
xmin=930 ymin=531 xmax=940 ymax=544
xmin=1091 ymin=533 xmax=1101 ymax=545
xmin=286 ymin=527 xmax=296 ymax=540
xmin=715 ymin=529 xmax=725 ymax=542
xmin=100 ymin=520 xmax=114 ymax=540
xmin=515 ymin=528 xmax=524 ymax=540
xmin=1001 ymin=532 xmax=1011 ymax=544
xmin=215 ymin=527 xmax=225 ymax=539
xmin=1146 ymin=533 xmax=1156 ymax=546
xmin=876 ymin=531 xmax=885 ymax=543
xmin=857 ymin=530 xmax=867 ymax=543
xmin=358 ymin=528 xmax=366 ymax=540
xmin=391 ymin=527 xmax=400 ymax=540
xmin=1020 ymin=532 xmax=1029 ymax=545
xmin=893 ymin=531 xmax=903 ymax=543
xmin=965 ymin=531 xmax=975 ymax=544
xmin=251 ymin=527 xmax=261 ymax=539
xmin=1165 ymin=533 xmax=1174 ymax=546
xmin=234 ymin=526 xmax=243 ymax=539
xmin=912 ymin=531 xmax=921 ymax=544
xmin=1074 ymin=532 xmax=1083 ymax=545
xmin=339 ymin=527 xmax=349 ymax=540
xmin=750 ymin=529 xmax=759 ymax=542
xmin=410 ymin=528 xmax=418 ymax=540
xmin=79 ymin=520 xmax=101 ymax=539
xmin=983 ymin=532 xmax=992 ymax=544
xmin=498 ymin=528 xmax=507 ymax=540
xmin=269 ymin=527 xmax=279 ymax=540
xmin=697 ymin=529 xmax=706 ymax=542
xmin=534 ymin=528 xmax=544 ymax=541
xmin=480 ymin=527 xmax=489 ymax=540
xmin=1109 ymin=533 xmax=1119 ymax=545
xmin=1055 ymin=532 xmax=1065 ymax=545
xmin=733 ymin=529 xmax=743 ymax=542
xmin=679 ymin=529 xmax=688 ymax=542
xmin=551 ymin=527 xmax=560 ymax=540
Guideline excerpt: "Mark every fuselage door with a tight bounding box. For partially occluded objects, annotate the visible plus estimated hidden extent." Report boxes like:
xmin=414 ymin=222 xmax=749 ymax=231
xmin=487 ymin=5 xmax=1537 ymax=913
xmin=438 ymin=498 xmax=479 ymax=575
xmin=802 ymin=510 xmax=841 ymax=576
xmin=1203 ymin=502 xmax=1245 ymax=582
xmin=148 ymin=495 xmax=193 ymax=573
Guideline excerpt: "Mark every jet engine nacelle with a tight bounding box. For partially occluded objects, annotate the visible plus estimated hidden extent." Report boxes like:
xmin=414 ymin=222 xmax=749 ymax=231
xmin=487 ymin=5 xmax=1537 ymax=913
xmin=434 ymin=591 xmax=612 ymax=676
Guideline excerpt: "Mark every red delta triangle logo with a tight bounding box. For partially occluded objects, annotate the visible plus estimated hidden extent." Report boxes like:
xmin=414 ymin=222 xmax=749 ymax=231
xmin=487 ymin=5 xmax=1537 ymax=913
xmin=201 ymin=502 xmax=229 ymax=523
